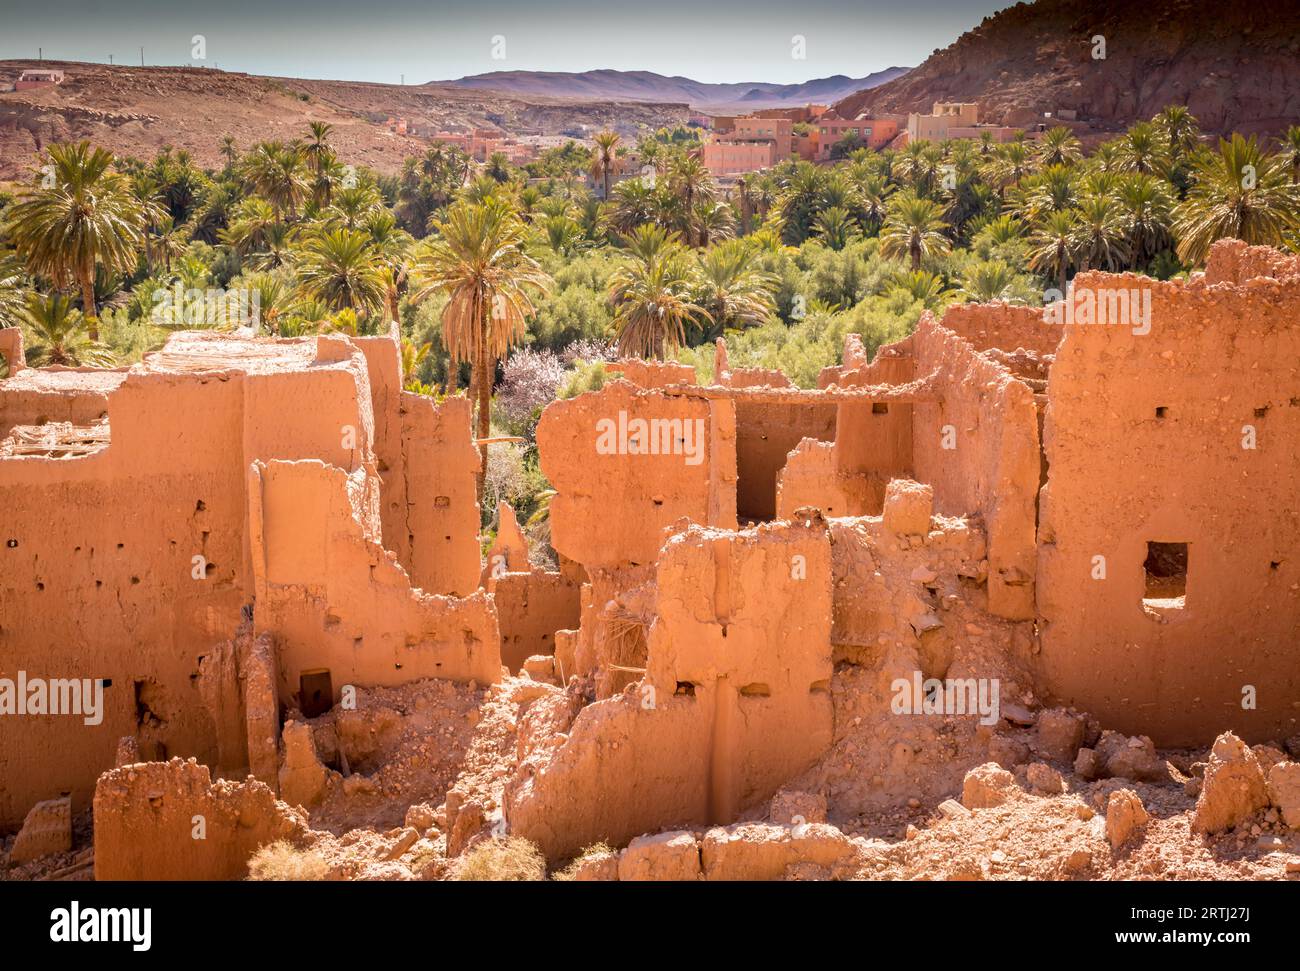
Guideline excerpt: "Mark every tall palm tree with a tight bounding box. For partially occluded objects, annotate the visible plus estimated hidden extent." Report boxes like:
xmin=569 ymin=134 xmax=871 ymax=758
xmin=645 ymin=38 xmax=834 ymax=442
xmin=18 ymin=292 xmax=114 ymax=367
xmin=5 ymin=142 xmax=157 ymax=340
xmin=1117 ymin=121 xmax=1167 ymax=176
xmin=609 ymin=248 xmax=710 ymax=359
xmin=589 ymin=130 xmax=622 ymax=200
xmin=879 ymin=191 xmax=951 ymax=270
xmin=693 ymin=239 xmax=777 ymax=339
xmin=243 ymin=142 xmax=309 ymax=220
xmin=1072 ymin=194 xmax=1131 ymax=271
xmin=1172 ymin=135 xmax=1300 ymax=265
xmin=1036 ymin=127 xmax=1083 ymax=168
xmin=1118 ymin=173 xmax=1175 ymax=268
xmin=961 ymin=259 xmax=1020 ymax=302
xmin=409 ymin=199 xmax=551 ymax=497
xmin=1028 ymin=210 xmax=1079 ymax=294
xmin=667 ymin=153 xmax=715 ymax=247
xmin=294 ymin=228 xmax=387 ymax=320
xmin=813 ymin=205 xmax=859 ymax=251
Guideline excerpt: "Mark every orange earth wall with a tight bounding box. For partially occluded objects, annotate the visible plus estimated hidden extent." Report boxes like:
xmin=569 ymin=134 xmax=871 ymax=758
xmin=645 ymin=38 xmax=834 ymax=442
xmin=0 ymin=331 xmax=491 ymax=831
xmin=1036 ymin=254 xmax=1300 ymax=745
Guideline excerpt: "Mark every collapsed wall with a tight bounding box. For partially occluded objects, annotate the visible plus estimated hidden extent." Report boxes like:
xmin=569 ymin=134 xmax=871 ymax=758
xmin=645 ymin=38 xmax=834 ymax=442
xmin=505 ymin=516 xmax=834 ymax=860
xmin=1037 ymin=249 xmax=1300 ymax=745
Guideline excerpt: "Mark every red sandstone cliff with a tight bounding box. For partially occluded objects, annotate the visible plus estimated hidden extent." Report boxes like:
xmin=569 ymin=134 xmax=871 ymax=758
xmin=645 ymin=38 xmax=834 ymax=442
xmin=833 ymin=0 xmax=1300 ymax=136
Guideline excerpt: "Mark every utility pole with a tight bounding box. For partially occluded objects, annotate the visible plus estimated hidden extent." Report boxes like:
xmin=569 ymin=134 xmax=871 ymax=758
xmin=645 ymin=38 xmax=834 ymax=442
xmin=109 ymin=54 xmax=114 ymax=65
xmin=38 ymin=47 xmax=42 ymax=63
xmin=140 ymin=46 xmax=144 ymax=67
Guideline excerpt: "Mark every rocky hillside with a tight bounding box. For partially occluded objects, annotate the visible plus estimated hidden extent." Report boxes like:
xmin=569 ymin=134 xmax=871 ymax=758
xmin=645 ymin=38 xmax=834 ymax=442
xmin=442 ymin=67 xmax=910 ymax=112
xmin=0 ymin=60 xmax=688 ymax=180
xmin=833 ymin=0 xmax=1300 ymax=136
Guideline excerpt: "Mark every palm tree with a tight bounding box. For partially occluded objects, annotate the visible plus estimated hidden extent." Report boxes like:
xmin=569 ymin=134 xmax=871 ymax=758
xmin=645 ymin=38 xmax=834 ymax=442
xmin=409 ymin=198 xmax=551 ymax=497
xmin=294 ymin=228 xmax=387 ymax=320
xmin=1036 ymin=127 xmax=1083 ymax=168
xmin=243 ymin=142 xmax=308 ymax=220
xmin=1118 ymin=173 xmax=1175 ymax=268
xmin=886 ymin=269 xmax=957 ymax=313
xmin=1117 ymin=121 xmax=1167 ymax=176
xmin=1072 ymin=194 xmax=1131 ymax=271
xmin=1028 ymin=210 xmax=1079 ymax=294
xmin=1279 ymin=125 xmax=1300 ymax=183
xmin=220 ymin=136 xmax=239 ymax=175
xmin=589 ymin=131 xmax=621 ymax=200
xmin=693 ymin=239 xmax=777 ymax=339
xmin=667 ymin=153 xmax=715 ymax=246
xmin=609 ymin=248 xmax=710 ymax=359
xmin=1172 ymin=135 xmax=1300 ymax=265
xmin=18 ymin=292 xmax=114 ymax=367
xmin=813 ymin=206 xmax=859 ymax=251
xmin=961 ymin=259 xmax=1020 ymax=302
xmin=607 ymin=177 xmax=657 ymax=237
xmin=0 ymin=253 xmax=27 ymax=330
xmin=879 ymin=191 xmax=951 ymax=270
xmin=5 ymin=142 xmax=157 ymax=340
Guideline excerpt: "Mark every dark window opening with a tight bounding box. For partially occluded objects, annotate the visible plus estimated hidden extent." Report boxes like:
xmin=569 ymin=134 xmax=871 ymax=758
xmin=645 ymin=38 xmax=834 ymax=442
xmin=1155 ymin=407 xmax=1169 ymax=419
xmin=674 ymin=681 xmax=697 ymax=697
xmin=872 ymin=402 xmax=889 ymax=415
xmin=1143 ymin=541 xmax=1187 ymax=604
xmin=1254 ymin=406 xmax=1269 ymax=418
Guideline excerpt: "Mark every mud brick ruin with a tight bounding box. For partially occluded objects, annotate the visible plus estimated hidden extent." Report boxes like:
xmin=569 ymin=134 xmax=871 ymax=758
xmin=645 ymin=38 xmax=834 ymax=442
xmin=1 ymin=239 xmax=1297 ymax=880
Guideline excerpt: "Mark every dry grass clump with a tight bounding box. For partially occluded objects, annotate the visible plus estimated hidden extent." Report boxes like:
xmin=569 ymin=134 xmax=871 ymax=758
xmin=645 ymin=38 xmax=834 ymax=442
xmin=247 ymin=841 xmax=330 ymax=881
xmin=452 ymin=836 xmax=547 ymax=881
xmin=552 ymin=841 xmax=615 ymax=881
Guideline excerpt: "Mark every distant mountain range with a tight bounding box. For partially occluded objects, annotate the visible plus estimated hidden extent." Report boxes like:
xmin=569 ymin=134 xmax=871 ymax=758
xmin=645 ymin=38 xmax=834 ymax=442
xmin=435 ymin=67 xmax=911 ymax=111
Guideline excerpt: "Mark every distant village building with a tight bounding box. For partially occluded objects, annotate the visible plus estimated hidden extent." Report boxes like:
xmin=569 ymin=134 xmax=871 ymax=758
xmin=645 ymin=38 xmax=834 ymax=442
xmin=16 ymin=69 xmax=65 ymax=90
xmin=815 ymin=112 xmax=900 ymax=158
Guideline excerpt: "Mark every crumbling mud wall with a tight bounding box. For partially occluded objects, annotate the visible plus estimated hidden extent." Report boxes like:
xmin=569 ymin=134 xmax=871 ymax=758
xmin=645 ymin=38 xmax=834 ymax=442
xmin=911 ymin=314 xmax=1040 ymax=620
xmin=93 ymin=758 xmax=308 ymax=880
xmin=0 ymin=368 xmax=125 ymax=432
xmin=506 ymin=518 xmax=833 ymax=860
xmin=195 ymin=627 xmax=280 ymax=790
xmin=537 ymin=379 xmax=738 ymax=570
xmin=1037 ymin=262 xmax=1300 ymax=745
xmin=248 ymin=459 xmax=501 ymax=706
xmin=0 ymin=327 xmax=25 ymax=376
xmin=0 ymin=330 xmax=491 ymax=831
xmin=940 ymin=302 xmax=1064 ymax=358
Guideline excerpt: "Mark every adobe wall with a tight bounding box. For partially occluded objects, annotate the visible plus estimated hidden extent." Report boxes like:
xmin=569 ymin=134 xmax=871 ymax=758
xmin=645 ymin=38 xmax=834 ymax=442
xmin=536 ymin=380 xmax=738 ymax=570
xmin=607 ymin=359 xmax=697 ymax=389
xmin=248 ymin=459 xmax=502 ymax=706
xmin=1203 ymin=237 xmax=1300 ymax=286
xmin=505 ymin=518 xmax=833 ymax=861
xmin=0 ymin=369 xmax=126 ymax=433
xmin=1037 ymin=268 xmax=1300 ymax=745
xmin=353 ymin=329 xmax=482 ymax=597
xmin=912 ymin=314 xmax=1040 ymax=620
xmin=93 ymin=758 xmax=309 ymax=880
xmin=0 ymin=326 xmax=25 ymax=375
xmin=489 ymin=569 xmax=582 ymax=673
xmin=0 ymin=331 xmax=485 ymax=831
xmin=940 ymin=302 xmax=1063 ymax=357
xmin=398 ymin=393 xmax=482 ymax=596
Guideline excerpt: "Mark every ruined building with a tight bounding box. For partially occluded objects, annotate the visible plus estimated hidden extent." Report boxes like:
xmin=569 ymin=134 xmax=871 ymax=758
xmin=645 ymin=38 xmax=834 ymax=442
xmin=0 ymin=239 xmax=1296 ymax=877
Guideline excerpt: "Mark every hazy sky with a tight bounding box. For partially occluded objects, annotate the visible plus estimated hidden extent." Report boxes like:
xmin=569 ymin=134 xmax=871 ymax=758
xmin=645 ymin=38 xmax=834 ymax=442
xmin=0 ymin=0 xmax=1005 ymax=84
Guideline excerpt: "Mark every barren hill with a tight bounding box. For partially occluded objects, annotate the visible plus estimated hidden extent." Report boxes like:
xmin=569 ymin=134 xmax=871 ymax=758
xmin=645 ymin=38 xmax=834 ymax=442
xmin=0 ymin=60 xmax=689 ymax=180
xmin=441 ymin=67 xmax=910 ymax=112
xmin=833 ymin=0 xmax=1300 ymax=136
